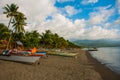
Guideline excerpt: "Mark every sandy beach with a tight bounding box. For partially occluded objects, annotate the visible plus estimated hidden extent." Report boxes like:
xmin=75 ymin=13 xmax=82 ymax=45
xmin=0 ymin=49 xmax=120 ymax=80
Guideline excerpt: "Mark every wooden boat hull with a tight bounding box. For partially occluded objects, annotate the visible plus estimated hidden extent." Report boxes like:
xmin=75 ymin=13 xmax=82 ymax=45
xmin=49 ymin=52 xmax=78 ymax=57
xmin=0 ymin=55 xmax=40 ymax=63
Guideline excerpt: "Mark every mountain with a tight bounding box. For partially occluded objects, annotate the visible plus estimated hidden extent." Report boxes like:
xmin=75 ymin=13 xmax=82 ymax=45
xmin=72 ymin=39 xmax=120 ymax=47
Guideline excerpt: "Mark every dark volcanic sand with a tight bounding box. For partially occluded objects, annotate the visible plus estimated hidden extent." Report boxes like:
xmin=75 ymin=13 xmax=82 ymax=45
xmin=0 ymin=49 xmax=119 ymax=80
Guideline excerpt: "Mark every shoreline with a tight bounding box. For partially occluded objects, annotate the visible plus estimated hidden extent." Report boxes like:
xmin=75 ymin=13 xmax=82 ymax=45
xmin=86 ymin=50 xmax=120 ymax=80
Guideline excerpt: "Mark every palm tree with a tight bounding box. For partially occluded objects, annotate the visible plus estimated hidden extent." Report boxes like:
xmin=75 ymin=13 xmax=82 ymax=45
xmin=12 ymin=12 xmax=27 ymax=33
xmin=3 ymin=3 xmax=27 ymax=49
xmin=40 ymin=30 xmax=53 ymax=48
xmin=3 ymin=3 xmax=19 ymax=49
xmin=11 ymin=11 xmax=27 ymax=42
xmin=3 ymin=3 xmax=19 ymax=29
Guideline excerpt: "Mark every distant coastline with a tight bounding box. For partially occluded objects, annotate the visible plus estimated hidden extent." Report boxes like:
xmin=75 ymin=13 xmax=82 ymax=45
xmin=73 ymin=39 xmax=120 ymax=47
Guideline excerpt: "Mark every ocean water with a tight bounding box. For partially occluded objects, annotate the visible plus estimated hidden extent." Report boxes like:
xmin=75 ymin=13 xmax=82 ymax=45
xmin=89 ymin=47 xmax=120 ymax=74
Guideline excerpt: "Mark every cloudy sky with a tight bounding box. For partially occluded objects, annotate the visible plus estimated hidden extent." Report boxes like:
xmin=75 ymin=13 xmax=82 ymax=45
xmin=0 ymin=0 xmax=120 ymax=40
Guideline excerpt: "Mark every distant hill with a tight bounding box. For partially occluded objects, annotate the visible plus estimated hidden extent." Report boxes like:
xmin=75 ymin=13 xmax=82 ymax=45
xmin=72 ymin=39 xmax=120 ymax=47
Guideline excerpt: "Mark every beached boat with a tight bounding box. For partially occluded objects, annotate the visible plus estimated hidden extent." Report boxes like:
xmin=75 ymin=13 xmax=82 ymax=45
xmin=0 ymin=50 xmax=40 ymax=63
xmin=4 ymin=47 xmax=47 ymax=57
xmin=49 ymin=52 xmax=78 ymax=57
xmin=29 ymin=51 xmax=47 ymax=57
xmin=58 ymin=53 xmax=78 ymax=57
xmin=0 ymin=47 xmax=47 ymax=63
xmin=0 ymin=54 xmax=40 ymax=63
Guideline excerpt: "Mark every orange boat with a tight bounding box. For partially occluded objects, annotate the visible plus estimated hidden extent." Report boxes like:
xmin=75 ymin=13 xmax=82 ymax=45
xmin=29 ymin=52 xmax=47 ymax=57
xmin=28 ymin=47 xmax=47 ymax=57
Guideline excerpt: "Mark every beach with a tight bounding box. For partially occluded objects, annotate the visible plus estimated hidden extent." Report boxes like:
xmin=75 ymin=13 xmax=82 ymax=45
xmin=0 ymin=49 xmax=120 ymax=80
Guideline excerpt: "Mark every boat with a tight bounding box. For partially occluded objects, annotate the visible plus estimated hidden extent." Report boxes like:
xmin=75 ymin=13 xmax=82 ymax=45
xmin=0 ymin=54 xmax=40 ymax=63
xmin=0 ymin=50 xmax=40 ymax=63
xmin=7 ymin=47 xmax=47 ymax=57
xmin=29 ymin=51 xmax=47 ymax=57
xmin=57 ymin=53 xmax=78 ymax=57
xmin=49 ymin=52 xmax=78 ymax=57
xmin=0 ymin=47 xmax=47 ymax=63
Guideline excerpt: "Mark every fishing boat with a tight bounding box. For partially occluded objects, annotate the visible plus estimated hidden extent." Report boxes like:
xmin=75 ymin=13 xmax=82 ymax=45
xmin=49 ymin=52 xmax=78 ymax=57
xmin=7 ymin=47 xmax=47 ymax=57
xmin=0 ymin=46 xmax=47 ymax=63
xmin=0 ymin=54 xmax=40 ymax=63
xmin=0 ymin=49 xmax=40 ymax=63
xmin=29 ymin=51 xmax=47 ymax=57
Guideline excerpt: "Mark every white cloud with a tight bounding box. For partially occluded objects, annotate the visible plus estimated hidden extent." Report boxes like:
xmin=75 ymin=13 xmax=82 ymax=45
xmin=65 ymin=6 xmax=82 ymax=16
xmin=110 ymin=18 xmax=120 ymax=27
xmin=81 ymin=0 xmax=98 ymax=5
xmin=114 ymin=18 xmax=120 ymax=25
xmin=95 ymin=5 xmax=112 ymax=10
xmin=28 ymin=13 xmax=118 ymax=40
xmin=104 ymin=23 xmax=111 ymax=29
xmin=117 ymin=0 xmax=120 ymax=14
xmin=0 ymin=0 xmax=119 ymax=40
xmin=0 ymin=0 xmax=57 ymax=24
xmin=57 ymin=6 xmax=82 ymax=16
xmin=83 ymin=26 xmax=119 ymax=40
xmin=37 ymin=14 xmax=75 ymax=39
xmin=89 ymin=7 xmax=114 ymax=25
xmin=74 ymin=19 xmax=86 ymax=29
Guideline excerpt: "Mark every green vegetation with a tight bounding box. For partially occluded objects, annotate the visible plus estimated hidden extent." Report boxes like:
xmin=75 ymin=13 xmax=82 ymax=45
xmin=3 ymin=3 xmax=27 ymax=49
xmin=0 ymin=3 xmax=80 ymax=49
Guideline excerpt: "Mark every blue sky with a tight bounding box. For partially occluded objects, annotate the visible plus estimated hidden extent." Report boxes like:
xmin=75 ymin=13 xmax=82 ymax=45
xmin=0 ymin=0 xmax=120 ymax=40
xmin=55 ymin=0 xmax=116 ymax=20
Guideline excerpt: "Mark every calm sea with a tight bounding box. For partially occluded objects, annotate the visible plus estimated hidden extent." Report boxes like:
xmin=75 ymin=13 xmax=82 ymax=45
xmin=89 ymin=47 xmax=120 ymax=74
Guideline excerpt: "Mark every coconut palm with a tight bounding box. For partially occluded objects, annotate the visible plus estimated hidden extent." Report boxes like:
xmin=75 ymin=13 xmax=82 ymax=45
xmin=3 ymin=3 xmax=19 ymax=49
xmin=3 ymin=3 xmax=19 ymax=28
xmin=12 ymin=12 xmax=27 ymax=33
xmin=23 ymin=31 xmax=40 ymax=47
xmin=3 ymin=3 xmax=27 ymax=49
xmin=40 ymin=30 xmax=53 ymax=48
xmin=11 ymin=11 xmax=27 ymax=42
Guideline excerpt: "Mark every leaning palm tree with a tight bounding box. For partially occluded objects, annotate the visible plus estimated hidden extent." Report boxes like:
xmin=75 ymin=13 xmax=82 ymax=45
xmin=3 ymin=3 xmax=19 ymax=49
xmin=3 ymin=3 xmax=19 ymax=29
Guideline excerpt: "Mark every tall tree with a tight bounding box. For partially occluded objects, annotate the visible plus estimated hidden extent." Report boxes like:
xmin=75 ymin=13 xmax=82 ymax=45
xmin=40 ymin=30 xmax=53 ymax=48
xmin=3 ymin=3 xmax=27 ymax=49
xmin=3 ymin=3 xmax=19 ymax=29
xmin=12 ymin=12 xmax=27 ymax=33
xmin=3 ymin=3 xmax=19 ymax=49
xmin=23 ymin=31 xmax=40 ymax=48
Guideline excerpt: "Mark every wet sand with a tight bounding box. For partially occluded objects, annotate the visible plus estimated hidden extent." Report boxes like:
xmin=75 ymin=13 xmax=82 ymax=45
xmin=86 ymin=51 xmax=120 ymax=80
xmin=0 ymin=49 xmax=120 ymax=80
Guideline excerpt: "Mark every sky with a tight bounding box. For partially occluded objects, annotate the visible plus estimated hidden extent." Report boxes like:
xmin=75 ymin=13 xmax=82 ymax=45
xmin=0 ymin=0 xmax=120 ymax=40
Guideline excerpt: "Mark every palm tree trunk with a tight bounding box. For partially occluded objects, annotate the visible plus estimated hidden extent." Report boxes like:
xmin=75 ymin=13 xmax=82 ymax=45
xmin=6 ymin=35 xmax=12 ymax=50
xmin=6 ymin=17 xmax=13 ymax=50
xmin=8 ymin=17 xmax=12 ymax=28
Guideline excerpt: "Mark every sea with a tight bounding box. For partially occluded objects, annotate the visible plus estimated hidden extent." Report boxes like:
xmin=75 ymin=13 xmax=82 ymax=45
xmin=89 ymin=47 xmax=120 ymax=75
